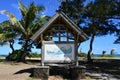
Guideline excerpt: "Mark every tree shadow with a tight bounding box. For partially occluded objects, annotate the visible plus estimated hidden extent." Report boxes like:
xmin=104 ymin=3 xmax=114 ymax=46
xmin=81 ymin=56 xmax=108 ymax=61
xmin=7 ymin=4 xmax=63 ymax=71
xmin=13 ymin=59 xmax=120 ymax=79
xmin=80 ymin=59 xmax=120 ymax=75
xmin=14 ymin=68 xmax=34 ymax=77
xmin=14 ymin=66 xmax=71 ymax=79
xmin=49 ymin=66 xmax=71 ymax=79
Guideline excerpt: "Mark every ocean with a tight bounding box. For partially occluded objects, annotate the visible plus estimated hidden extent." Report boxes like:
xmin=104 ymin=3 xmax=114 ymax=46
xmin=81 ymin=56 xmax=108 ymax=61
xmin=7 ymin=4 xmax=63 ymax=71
xmin=0 ymin=54 xmax=7 ymax=57
xmin=94 ymin=54 xmax=120 ymax=57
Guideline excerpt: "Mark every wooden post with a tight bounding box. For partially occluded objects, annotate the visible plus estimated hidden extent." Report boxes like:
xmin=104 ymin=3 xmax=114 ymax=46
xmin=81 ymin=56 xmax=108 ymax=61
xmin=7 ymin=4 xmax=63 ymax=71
xmin=75 ymin=34 xmax=79 ymax=66
xmin=33 ymin=35 xmax=50 ymax=80
xmin=41 ymin=34 xmax=44 ymax=66
xmin=65 ymin=26 xmax=68 ymax=42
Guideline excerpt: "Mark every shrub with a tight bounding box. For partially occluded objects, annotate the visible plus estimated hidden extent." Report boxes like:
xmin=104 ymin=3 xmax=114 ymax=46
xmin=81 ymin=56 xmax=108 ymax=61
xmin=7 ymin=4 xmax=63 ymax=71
xmin=6 ymin=50 xmax=23 ymax=62
xmin=78 ymin=52 xmax=87 ymax=57
xmin=29 ymin=52 xmax=41 ymax=58
xmin=6 ymin=50 xmax=41 ymax=62
xmin=99 ymin=54 xmax=114 ymax=57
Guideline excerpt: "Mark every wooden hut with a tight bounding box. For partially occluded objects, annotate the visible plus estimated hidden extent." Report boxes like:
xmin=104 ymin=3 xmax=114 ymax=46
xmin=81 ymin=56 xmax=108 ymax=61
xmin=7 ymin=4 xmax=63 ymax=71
xmin=31 ymin=11 xmax=88 ymax=66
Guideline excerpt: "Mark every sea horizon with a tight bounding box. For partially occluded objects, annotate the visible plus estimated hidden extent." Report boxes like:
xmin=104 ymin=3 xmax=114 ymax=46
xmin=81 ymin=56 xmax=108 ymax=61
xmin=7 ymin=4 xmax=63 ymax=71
xmin=93 ymin=53 xmax=120 ymax=57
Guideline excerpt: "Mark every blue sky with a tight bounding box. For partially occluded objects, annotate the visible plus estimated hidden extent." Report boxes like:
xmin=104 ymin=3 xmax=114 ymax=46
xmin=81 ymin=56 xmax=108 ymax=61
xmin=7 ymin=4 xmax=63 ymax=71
xmin=0 ymin=0 xmax=120 ymax=55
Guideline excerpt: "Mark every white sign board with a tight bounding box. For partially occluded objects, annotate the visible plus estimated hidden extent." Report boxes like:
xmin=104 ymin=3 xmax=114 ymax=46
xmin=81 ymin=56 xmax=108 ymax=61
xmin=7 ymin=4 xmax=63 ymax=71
xmin=43 ymin=42 xmax=75 ymax=62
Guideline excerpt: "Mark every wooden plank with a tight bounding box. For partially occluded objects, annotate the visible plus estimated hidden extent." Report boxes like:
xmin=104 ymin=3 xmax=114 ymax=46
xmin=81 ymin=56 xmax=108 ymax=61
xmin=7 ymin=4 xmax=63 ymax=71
xmin=47 ymin=30 xmax=66 ymax=32
xmin=51 ymin=24 xmax=65 ymax=26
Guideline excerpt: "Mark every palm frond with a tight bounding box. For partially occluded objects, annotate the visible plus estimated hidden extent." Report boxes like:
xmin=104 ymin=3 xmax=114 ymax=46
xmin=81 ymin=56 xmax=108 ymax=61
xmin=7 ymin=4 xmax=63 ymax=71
xmin=19 ymin=1 xmax=27 ymax=17
xmin=31 ymin=16 xmax=50 ymax=34
xmin=24 ymin=2 xmax=44 ymax=28
xmin=0 ymin=10 xmax=26 ymax=34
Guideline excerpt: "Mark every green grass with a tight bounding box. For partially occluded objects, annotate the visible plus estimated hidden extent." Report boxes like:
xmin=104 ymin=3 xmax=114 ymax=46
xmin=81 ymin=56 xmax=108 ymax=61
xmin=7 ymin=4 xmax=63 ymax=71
xmin=0 ymin=56 xmax=5 ymax=59
xmin=27 ymin=77 xmax=34 ymax=80
xmin=91 ymin=54 xmax=120 ymax=59
xmin=0 ymin=56 xmax=5 ymax=62
xmin=92 ymin=56 xmax=120 ymax=59
xmin=27 ymin=77 xmax=41 ymax=80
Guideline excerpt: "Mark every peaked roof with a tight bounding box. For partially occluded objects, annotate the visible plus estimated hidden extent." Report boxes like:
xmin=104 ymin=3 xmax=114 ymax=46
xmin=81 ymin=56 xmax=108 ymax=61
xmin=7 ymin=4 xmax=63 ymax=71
xmin=31 ymin=11 xmax=89 ymax=42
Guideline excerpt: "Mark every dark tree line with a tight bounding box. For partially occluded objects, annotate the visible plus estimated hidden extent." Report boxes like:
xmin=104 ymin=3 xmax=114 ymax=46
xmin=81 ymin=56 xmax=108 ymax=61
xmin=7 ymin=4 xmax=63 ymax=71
xmin=59 ymin=0 xmax=120 ymax=62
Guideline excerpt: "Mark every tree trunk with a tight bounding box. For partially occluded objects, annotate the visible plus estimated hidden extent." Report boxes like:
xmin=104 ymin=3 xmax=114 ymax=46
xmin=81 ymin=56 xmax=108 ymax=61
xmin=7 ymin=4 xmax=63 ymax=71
xmin=9 ymin=40 xmax=15 ymax=53
xmin=21 ymin=39 xmax=29 ymax=63
xmin=87 ymin=33 xmax=95 ymax=63
xmin=21 ymin=52 xmax=26 ymax=63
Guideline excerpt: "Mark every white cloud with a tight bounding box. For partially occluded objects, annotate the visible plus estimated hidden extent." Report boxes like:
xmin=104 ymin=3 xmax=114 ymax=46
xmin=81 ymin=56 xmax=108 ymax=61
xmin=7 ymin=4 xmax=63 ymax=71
xmin=11 ymin=3 xmax=19 ymax=10
xmin=0 ymin=10 xmax=9 ymax=17
xmin=0 ymin=10 xmax=7 ymax=14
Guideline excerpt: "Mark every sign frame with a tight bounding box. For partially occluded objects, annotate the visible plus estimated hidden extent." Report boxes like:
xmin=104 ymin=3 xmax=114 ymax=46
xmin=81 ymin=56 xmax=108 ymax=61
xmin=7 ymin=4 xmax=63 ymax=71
xmin=42 ymin=41 xmax=75 ymax=63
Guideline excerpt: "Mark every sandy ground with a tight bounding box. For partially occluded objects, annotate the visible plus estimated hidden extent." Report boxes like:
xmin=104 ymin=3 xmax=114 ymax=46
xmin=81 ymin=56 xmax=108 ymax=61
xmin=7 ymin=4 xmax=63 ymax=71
xmin=0 ymin=59 xmax=120 ymax=80
xmin=0 ymin=62 xmax=35 ymax=80
xmin=0 ymin=62 xmax=64 ymax=80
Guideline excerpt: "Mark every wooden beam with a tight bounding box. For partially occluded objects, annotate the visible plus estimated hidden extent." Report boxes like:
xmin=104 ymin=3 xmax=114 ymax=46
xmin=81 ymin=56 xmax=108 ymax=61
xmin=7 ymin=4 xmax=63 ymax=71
xmin=41 ymin=34 xmax=43 ymax=41
xmin=51 ymin=24 xmax=64 ymax=26
xmin=48 ymin=30 xmax=66 ymax=32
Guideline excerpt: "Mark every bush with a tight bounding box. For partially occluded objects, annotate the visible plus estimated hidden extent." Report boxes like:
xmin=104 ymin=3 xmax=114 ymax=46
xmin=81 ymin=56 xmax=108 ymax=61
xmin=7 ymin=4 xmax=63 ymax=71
xmin=99 ymin=54 xmax=114 ymax=57
xmin=29 ymin=52 xmax=41 ymax=58
xmin=78 ymin=52 xmax=87 ymax=57
xmin=6 ymin=50 xmax=41 ymax=62
xmin=6 ymin=50 xmax=23 ymax=62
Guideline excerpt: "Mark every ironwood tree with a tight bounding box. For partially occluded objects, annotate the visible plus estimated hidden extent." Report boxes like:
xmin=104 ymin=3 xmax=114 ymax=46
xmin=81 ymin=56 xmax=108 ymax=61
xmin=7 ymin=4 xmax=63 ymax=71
xmin=59 ymin=0 xmax=85 ymax=25
xmin=59 ymin=0 xmax=117 ymax=62
xmin=83 ymin=0 xmax=117 ymax=62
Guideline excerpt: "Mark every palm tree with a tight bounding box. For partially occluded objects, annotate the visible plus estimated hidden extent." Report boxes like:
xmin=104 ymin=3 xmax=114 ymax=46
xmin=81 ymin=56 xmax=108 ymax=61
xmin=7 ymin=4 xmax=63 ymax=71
xmin=0 ymin=1 xmax=49 ymax=62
